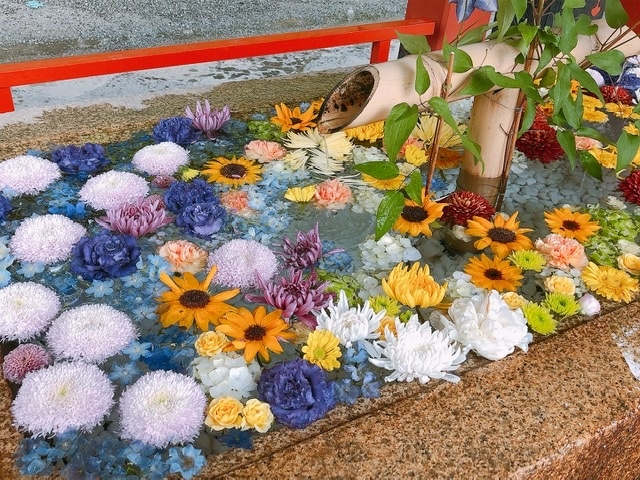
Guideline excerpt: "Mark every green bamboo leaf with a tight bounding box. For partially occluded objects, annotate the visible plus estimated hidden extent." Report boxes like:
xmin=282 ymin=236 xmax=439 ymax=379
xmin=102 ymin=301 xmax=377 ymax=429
xmin=512 ymin=0 xmax=528 ymax=19
xmin=516 ymin=23 xmax=538 ymax=58
xmin=561 ymin=88 xmax=583 ymax=130
xmin=578 ymin=150 xmax=603 ymax=181
xmin=485 ymin=68 xmax=520 ymax=89
xmin=353 ymin=161 xmax=400 ymax=180
xmin=556 ymin=129 xmax=575 ymax=168
xmin=616 ymin=130 xmax=640 ymax=172
xmin=383 ymin=103 xmax=419 ymax=163
xmin=397 ymin=32 xmax=430 ymax=54
xmin=375 ymin=191 xmax=405 ymax=240
xmin=557 ymin=7 xmax=578 ymax=54
xmin=563 ymin=0 xmax=585 ymax=8
xmin=518 ymin=97 xmax=537 ymax=137
xmin=458 ymin=66 xmax=495 ymax=96
xmin=586 ymin=50 xmax=626 ymax=76
xmin=405 ymin=170 xmax=423 ymax=205
xmin=605 ymin=0 xmax=629 ymax=29
xmin=457 ymin=22 xmax=495 ymax=46
xmin=415 ymin=55 xmax=431 ymax=95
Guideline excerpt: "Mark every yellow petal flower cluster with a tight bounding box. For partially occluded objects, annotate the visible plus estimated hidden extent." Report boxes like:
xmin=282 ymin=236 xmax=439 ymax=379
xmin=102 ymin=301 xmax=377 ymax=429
xmin=302 ymin=329 xmax=342 ymax=371
xmin=205 ymin=397 xmax=274 ymax=433
xmin=582 ymin=262 xmax=639 ymax=303
xmin=284 ymin=185 xmax=317 ymax=202
xmin=412 ymin=114 xmax=463 ymax=148
xmin=344 ymin=121 xmax=385 ymax=142
xmin=382 ymin=262 xmax=447 ymax=308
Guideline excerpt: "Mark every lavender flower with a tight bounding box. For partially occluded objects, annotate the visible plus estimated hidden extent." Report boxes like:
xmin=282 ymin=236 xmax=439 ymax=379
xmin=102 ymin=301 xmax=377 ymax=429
xmin=79 ymin=171 xmax=149 ymax=211
xmin=277 ymin=223 xmax=323 ymax=270
xmin=185 ymin=101 xmax=231 ymax=138
xmin=164 ymin=178 xmax=219 ymax=214
xmin=70 ymin=230 xmax=140 ymax=280
xmin=50 ymin=143 xmax=110 ymax=174
xmin=175 ymin=202 xmax=226 ymax=239
xmin=0 ymin=193 xmax=13 ymax=222
xmin=132 ymin=142 xmax=189 ymax=177
xmin=153 ymin=117 xmax=200 ymax=146
xmin=96 ymin=195 xmax=173 ymax=238
xmin=208 ymin=239 xmax=278 ymax=288
xmin=2 ymin=343 xmax=51 ymax=383
xmin=0 ymin=155 xmax=61 ymax=195
xmin=0 ymin=282 xmax=61 ymax=341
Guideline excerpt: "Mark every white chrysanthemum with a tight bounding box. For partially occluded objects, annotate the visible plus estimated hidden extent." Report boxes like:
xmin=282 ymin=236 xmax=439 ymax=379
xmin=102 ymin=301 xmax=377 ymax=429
xmin=12 ymin=362 xmax=115 ymax=437
xmin=370 ymin=315 xmax=466 ymax=384
xmin=283 ymin=128 xmax=353 ymax=175
xmin=315 ymin=290 xmax=384 ymax=356
xmin=0 ymin=155 xmax=61 ymax=195
xmin=119 ymin=370 xmax=207 ymax=448
xmin=9 ymin=214 xmax=87 ymax=264
xmin=191 ymin=351 xmax=260 ymax=400
xmin=0 ymin=282 xmax=61 ymax=341
xmin=79 ymin=171 xmax=149 ymax=210
xmin=208 ymin=239 xmax=278 ymax=288
xmin=431 ymin=290 xmax=532 ymax=361
xmin=132 ymin=142 xmax=189 ymax=176
xmin=46 ymin=304 xmax=138 ymax=364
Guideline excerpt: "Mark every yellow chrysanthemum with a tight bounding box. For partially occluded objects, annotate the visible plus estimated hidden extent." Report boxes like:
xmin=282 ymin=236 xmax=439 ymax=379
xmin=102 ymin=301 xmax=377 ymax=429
xmin=582 ymin=107 xmax=609 ymax=123
xmin=581 ymin=262 xmax=639 ymax=303
xmin=412 ymin=114 xmax=463 ymax=149
xmin=434 ymin=147 xmax=463 ymax=170
xmin=382 ymin=262 xmax=447 ymax=308
xmin=605 ymin=102 xmax=640 ymax=120
xmin=393 ymin=192 xmax=446 ymax=237
xmin=361 ymin=172 xmax=406 ymax=190
xmin=464 ymin=254 xmax=523 ymax=292
xmin=582 ymin=94 xmax=604 ymax=110
xmin=404 ymin=143 xmax=428 ymax=167
xmin=544 ymin=207 xmax=600 ymax=243
xmin=624 ymin=124 xmax=639 ymax=136
xmin=180 ymin=167 xmax=200 ymax=181
xmin=284 ymin=185 xmax=317 ymax=202
xmin=344 ymin=121 xmax=385 ymax=142
xmin=465 ymin=212 xmax=533 ymax=258
xmin=588 ymin=146 xmax=617 ymax=169
xmin=302 ymin=329 xmax=342 ymax=371
xmin=156 ymin=266 xmax=240 ymax=331
xmin=271 ymin=101 xmax=319 ymax=132
xmin=216 ymin=305 xmax=296 ymax=363
xmin=202 ymin=156 xmax=262 ymax=187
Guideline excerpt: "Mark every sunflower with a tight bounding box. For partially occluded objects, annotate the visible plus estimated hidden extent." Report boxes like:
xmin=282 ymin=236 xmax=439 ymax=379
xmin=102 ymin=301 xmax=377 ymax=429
xmin=156 ymin=266 xmax=240 ymax=331
xmin=270 ymin=102 xmax=319 ymax=132
xmin=465 ymin=212 xmax=533 ymax=258
xmin=393 ymin=192 xmax=446 ymax=237
xmin=202 ymin=156 xmax=262 ymax=187
xmin=581 ymin=262 xmax=639 ymax=303
xmin=382 ymin=262 xmax=447 ymax=308
xmin=464 ymin=254 xmax=523 ymax=292
xmin=216 ymin=305 xmax=296 ymax=363
xmin=544 ymin=207 xmax=600 ymax=243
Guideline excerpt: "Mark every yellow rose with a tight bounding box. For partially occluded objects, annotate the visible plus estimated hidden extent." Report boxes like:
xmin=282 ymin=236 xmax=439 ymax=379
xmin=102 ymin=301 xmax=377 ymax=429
xmin=194 ymin=330 xmax=231 ymax=357
xmin=242 ymin=398 xmax=274 ymax=433
xmin=501 ymin=292 xmax=527 ymax=310
xmin=543 ymin=275 xmax=576 ymax=295
xmin=618 ymin=253 xmax=640 ymax=276
xmin=205 ymin=396 xmax=245 ymax=431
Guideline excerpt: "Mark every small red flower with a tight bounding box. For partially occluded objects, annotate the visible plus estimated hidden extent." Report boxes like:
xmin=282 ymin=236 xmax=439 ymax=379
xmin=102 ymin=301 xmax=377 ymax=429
xmin=600 ymin=85 xmax=634 ymax=106
xmin=440 ymin=190 xmax=496 ymax=227
xmin=515 ymin=108 xmax=565 ymax=164
xmin=618 ymin=170 xmax=640 ymax=205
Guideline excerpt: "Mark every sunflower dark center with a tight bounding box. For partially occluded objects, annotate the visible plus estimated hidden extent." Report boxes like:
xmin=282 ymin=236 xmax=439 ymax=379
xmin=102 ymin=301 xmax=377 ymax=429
xmin=245 ymin=325 xmax=267 ymax=341
xmin=179 ymin=290 xmax=210 ymax=308
xmin=488 ymin=227 xmax=516 ymax=243
xmin=401 ymin=205 xmax=428 ymax=223
xmin=220 ymin=163 xmax=247 ymax=179
xmin=484 ymin=268 xmax=504 ymax=280
xmin=562 ymin=220 xmax=581 ymax=231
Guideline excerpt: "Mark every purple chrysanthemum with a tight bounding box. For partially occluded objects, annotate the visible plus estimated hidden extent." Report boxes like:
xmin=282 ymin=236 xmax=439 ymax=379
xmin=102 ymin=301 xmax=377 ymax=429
xmin=277 ymin=223 xmax=323 ymax=270
xmin=0 ymin=155 xmax=61 ymax=195
xmin=96 ymin=195 xmax=173 ymax=238
xmin=2 ymin=343 xmax=51 ymax=384
xmin=247 ymin=269 xmax=334 ymax=328
xmin=10 ymin=214 xmax=87 ymax=264
xmin=46 ymin=304 xmax=138 ymax=364
xmin=208 ymin=239 xmax=278 ymax=288
xmin=185 ymin=101 xmax=231 ymax=139
xmin=119 ymin=370 xmax=207 ymax=448
xmin=79 ymin=171 xmax=149 ymax=211
xmin=0 ymin=282 xmax=61 ymax=341
xmin=11 ymin=361 xmax=115 ymax=437
xmin=132 ymin=142 xmax=190 ymax=176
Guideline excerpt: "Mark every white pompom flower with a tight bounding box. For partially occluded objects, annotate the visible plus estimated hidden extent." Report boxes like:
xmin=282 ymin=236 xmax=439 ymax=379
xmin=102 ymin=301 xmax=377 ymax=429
xmin=0 ymin=282 xmax=61 ymax=341
xmin=79 ymin=171 xmax=149 ymax=210
xmin=0 ymin=155 xmax=61 ymax=195
xmin=132 ymin=142 xmax=189 ymax=176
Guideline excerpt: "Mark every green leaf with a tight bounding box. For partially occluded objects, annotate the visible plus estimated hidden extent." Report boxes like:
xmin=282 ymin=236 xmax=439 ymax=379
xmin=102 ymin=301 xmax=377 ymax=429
xmin=496 ymin=0 xmax=516 ymax=40
xmin=556 ymin=129 xmax=575 ymax=168
xmin=518 ymin=97 xmax=537 ymax=137
xmin=512 ymin=0 xmax=528 ymax=19
xmin=578 ymin=151 xmax=603 ymax=181
xmin=396 ymin=32 xmax=430 ymax=55
xmin=485 ymin=68 xmax=520 ymax=89
xmin=353 ymin=161 xmax=400 ymax=180
xmin=383 ymin=103 xmax=419 ymax=163
xmin=574 ymin=14 xmax=598 ymax=36
xmin=457 ymin=23 xmax=494 ymax=46
xmin=586 ymin=50 xmax=626 ymax=76
xmin=375 ymin=191 xmax=405 ymax=240
xmin=535 ymin=45 xmax=560 ymax=76
xmin=427 ymin=97 xmax=462 ymax=136
xmin=616 ymin=130 xmax=640 ymax=172
xmin=605 ymin=0 xmax=629 ymax=29
xmin=414 ymin=55 xmax=431 ymax=95
xmin=563 ymin=0 xmax=585 ymax=8
xmin=458 ymin=66 xmax=496 ymax=97
xmin=405 ymin=170 xmax=423 ymax=204
xmin=561 ymin=88 xmax=583 ymax=130
xmin=557 ymin=7 xmax=578 ymax=54
xmin=443 ymin=41 xmax=474 ymax=73
xmin=569 ymin=62 xmax=604 ymax=103
xmin=516 ymin=23 xmax=538 ymax=57
xmin=461 ymin=134 xmax=483 ymax=167
xmin=574 ymin=126 xmax=612 ymax=146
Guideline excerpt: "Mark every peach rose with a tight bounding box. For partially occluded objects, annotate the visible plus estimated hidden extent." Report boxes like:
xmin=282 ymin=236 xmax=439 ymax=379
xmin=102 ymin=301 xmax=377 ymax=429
xmin=575 ymin=136 xmax=603 ymax=150
xmin=205 ymin=396 xmax=245 ymax=431
xmin=314 ymin=178 xmax=352 ymax=210
xmin=241 ymin=398 xmax=274 ymax=433
xmin=244 ymin=140 xmax=287 ymax=163
xmin=543 ymin=275 xmax=576 ymax=295
xmin=158 ymin=240 xmax=208 ymax=273
xmin=618 ymin=253 xmax=640 ymax=275
xmin=220 ymin=190 xmax=252 ymax=216
xmin=194 ymin=330 xmax=231 ymax=357
xmin=534 ymin=234 xmax=588 ymax=270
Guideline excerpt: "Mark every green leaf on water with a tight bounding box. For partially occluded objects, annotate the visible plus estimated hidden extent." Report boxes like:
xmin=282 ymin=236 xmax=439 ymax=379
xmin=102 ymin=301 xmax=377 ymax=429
xmin=375 ymin=190 xmax=405 ymax=240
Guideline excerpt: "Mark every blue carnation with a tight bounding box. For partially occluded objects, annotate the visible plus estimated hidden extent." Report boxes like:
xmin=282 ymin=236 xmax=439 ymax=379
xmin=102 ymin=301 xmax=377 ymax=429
xmin=153 ymin=117 xmax=201 ymax=146
xmin=70 ymin=230 xmax=140 ymax=281
xmin=0 ymin=193 xmax=12 ymax=222
xmin=175 ymin=201 xmax=226 ymax=238
xmin=164 ymin=178 xmax=219 ymax=214
xmin=50 ymin=143 xmax=110 ymax=174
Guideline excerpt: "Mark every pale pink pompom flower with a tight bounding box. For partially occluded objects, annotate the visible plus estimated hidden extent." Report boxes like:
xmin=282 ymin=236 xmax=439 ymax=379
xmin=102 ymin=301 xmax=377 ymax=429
xmin=2 ymin=343 xmax=51 ymax=384
xmin=314 ymin=178 xmax=353 ymax=210
xmin=534 ymin=234 xmax=588 ymax=270
xmin=244 ymin=140 xmax=287 ymax=163
xmin=158 ymin=239 xmax=209 ymax=274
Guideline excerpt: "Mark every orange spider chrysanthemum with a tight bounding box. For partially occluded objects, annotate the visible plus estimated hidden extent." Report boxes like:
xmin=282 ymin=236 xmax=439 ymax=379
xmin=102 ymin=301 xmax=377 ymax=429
xmin=465 ymin=212 xmax=533 ymax=258
xmin=270 ymin=101 xmax=320 ymax=132
xmin=156 ymin=265 xmax=240 ymax=331
xmin=393 ymin=191 xmax=446 ymax=237
xmin=544 ymin=207 xmax=601 ymax=243
xmin=464 ymin=254 xmax=523 ymax=293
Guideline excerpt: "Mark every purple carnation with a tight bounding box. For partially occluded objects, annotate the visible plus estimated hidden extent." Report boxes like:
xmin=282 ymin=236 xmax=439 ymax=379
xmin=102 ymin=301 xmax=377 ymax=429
xmin=96 ymin=195 xmax=173 ymax=238
xmin=0 ymin=193 xmax=12 ymax=222
xmin=175 ymin=202 xmax=226 ymax=239
xmin=2 ymin=343 xmax=51 ymax=384
xmin=164 ymin=178 xmax=219 ymax=214
xmin=153 ymin=117 xmax=201 ymax=146
xmin=70 ymin=229 xmax=140 ymax=280
xmin=50 ymin=143 xmax=109 ymax=174
xmin=257 ymin=358 xmax=336 ymax=429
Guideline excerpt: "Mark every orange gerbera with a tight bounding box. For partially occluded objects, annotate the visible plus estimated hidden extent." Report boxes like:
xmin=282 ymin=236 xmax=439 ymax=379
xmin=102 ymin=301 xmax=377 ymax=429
xmin=270 ymin=101 xmax=320 ymax=132
xmin=464 ymin=254 xmax=523 ymax=292
xmin=544 ymin=207 xmax=601 ymax=243
xmin=465 ymin=212 xmax=533 ymax=258
xmin=393 ymin=192 xmax=446 ymax=237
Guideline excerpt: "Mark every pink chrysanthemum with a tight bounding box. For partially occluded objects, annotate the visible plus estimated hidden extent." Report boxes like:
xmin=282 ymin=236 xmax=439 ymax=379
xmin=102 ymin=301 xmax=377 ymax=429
xmin=132 ymin=142 xmax=190 ymax=176
xmin=618 ymin=170 xmax=640 ymax=205
xmin=10 ymin=214 xmax=87 ymax=264
xmin=0 ymin=155 xmax=61 ymax=195
xmin=79 ymin=171 xmax=149 ymax=210
xmin=208 ymin=239 xmax=278 ymax=288
xmin=96 ymin=195 xmax=173 ymax=238
xmin=11 ymin=362 xmax=115 ymax=437
xmin=0 ymin=282 xmax=61 ymax=341
xmin=277 ymin=223 xmax=323 ymax=270
xmin=440 ymin=190 xmax=496 ymax=227
xmin=185 ymin=101 xmax=231 ymax=138
xmin=119 ymin=370 xmax=207 ymax=448
xmin=2 ymin=343 xmax=51 ymax=384
xmin=46 ymin=304 xmax=137 ymax=364
xmin=244 ymin=139 xmax=287 ymax=163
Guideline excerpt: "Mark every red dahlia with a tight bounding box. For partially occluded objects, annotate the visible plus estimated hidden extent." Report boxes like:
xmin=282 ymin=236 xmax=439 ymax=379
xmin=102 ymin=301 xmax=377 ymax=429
xmin=600 ymin=85 xmax=634 ymax=106
xmin=515 ymin=107 xmax=565 ymax=164
xmin=440 ymin=190 xmax=496 ymax=227
xmin=618 ymin=170 xmax=640 ymax=205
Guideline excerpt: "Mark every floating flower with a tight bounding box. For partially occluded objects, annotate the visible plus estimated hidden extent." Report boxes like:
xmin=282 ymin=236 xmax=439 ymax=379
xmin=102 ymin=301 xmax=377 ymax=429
xmin=433 ymin=290 xmax=532 ymax=361
xmin=159 ymin=239 xmax=209 ymax=274
xmin=70 ymin=230 xmax=140 ymax=280
xmin=618 ymin=170 xmax=640 ymax=205
xmin=216 ymin=305 xmax=296 ymax=363
xmin=403 ymin=143 xmax=428 ymax=166
xmin=534 ymin=234 xmax=588 ymax=270
xmin=544 ymin=207 xmax=601 ymax=242
xmin=11 ymin=362 xmax=115 ymax=437
xmin=202 ymin=156 xmax=262 ymax=187
xmin=2 ymin=343 xmax=51 ymax=384
xmin=589 ymin=145 xmax=618 ymax=169
xmin=119 ymin=370 xmax=207 ymax=448
xmin=175 ymin=201 xmax=227 ymax=238
xmin=412 ymin=113 xmax=463 ymax=149
xmin=164 ymin=178 xmax=219 ymax=214
xmin=618 ymin=252 xmax=640 ymax=275
xmin=543 ymin=292 xmax=581 ymax=318
xmin=361 ymin=172 xmax=406 ymax=190
xmin=132 ymin=142 xmax=189 ymax=176
xmin=194 ymin=330 xmax=232 ymax=357
xmin=466 ymin=212 xmax=533 ymax=258
xmin=96 ymin=195 xmax=173 ymax=238
xmin=600 ymin=85 xmax=634 ymax=105
xmin=314 ymin=178 xmax=353 ymax=210
xmin=208 ymin=239 xmax=278 ymax=289
xmin=509 ymin=249 xmax=547 ymax=272
xmin=522 ymin=302 xmax=557 ymax=335
xmin=0 ymin=155 xmax=61 ymax=195
xmin=0 ymin=192 xmax=12 ymax=222
xmin=191 ymin=351 xmax=260 ymax=400
xmin=0 ymin=282 xmax=61 ymax=341
xmin=393 ymin=192 xmax=446 ymax=237
xmin=579 ymin=293 xmax=601 ymax=316
xmin=242 ymin=398 xmax=274 ymax=433
xmin=464 ymin=254 xmax=523 ymax=292
xmin=501 ymin=291 xmax=527 ymax=310
xmin=439 ymin=190 xmax=495 ymax=227
xmin=157 ymin=265 xmax=240 ymax=330
xmin=205 ymin=396 xmax=245 ymax=431
xmin=152 ymin=116 xmax=200 ymax=145
xmin=46 ymin=304 xmax=137 ymax=364
xmin=581 ymin=262 xmax=639 ymax=303
xmin=382 ymin=262 xmax=448 ymax=308
xmin=79 ymin=171 xmax=149 ymax=211
xmin=515 ymin=108 xmax=565 ymax=163
xmin=185 ymin=101 xmax=231 ymax=138
xmin=271 ymin=102 xmax=318 ymax=132
xmin=302 ymin=328 xmax=342 ymax=371
xmin=344 ymin=121 xmax=385 ymax=143
xmin=50 ymin=143 xmax=109 ymax=174
xmin=370 ymin=315 xmax=466 ymax=383
xmin=244 ymin=139 xmax=287 ymax=162
xmin=284 ymin=128 xmax=353 ymax=175
xmin=277 ymin=223 xmax=323 ymax=270
xmin=284 ymin=185 xmax=317 ymax=202
xmin=220 ymin=190 xmax=252 ymax=215
xmin=543 ymin=275 xmax=576 ymax=295
xmin=10 ymin=214 xmax=86 ymax=265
